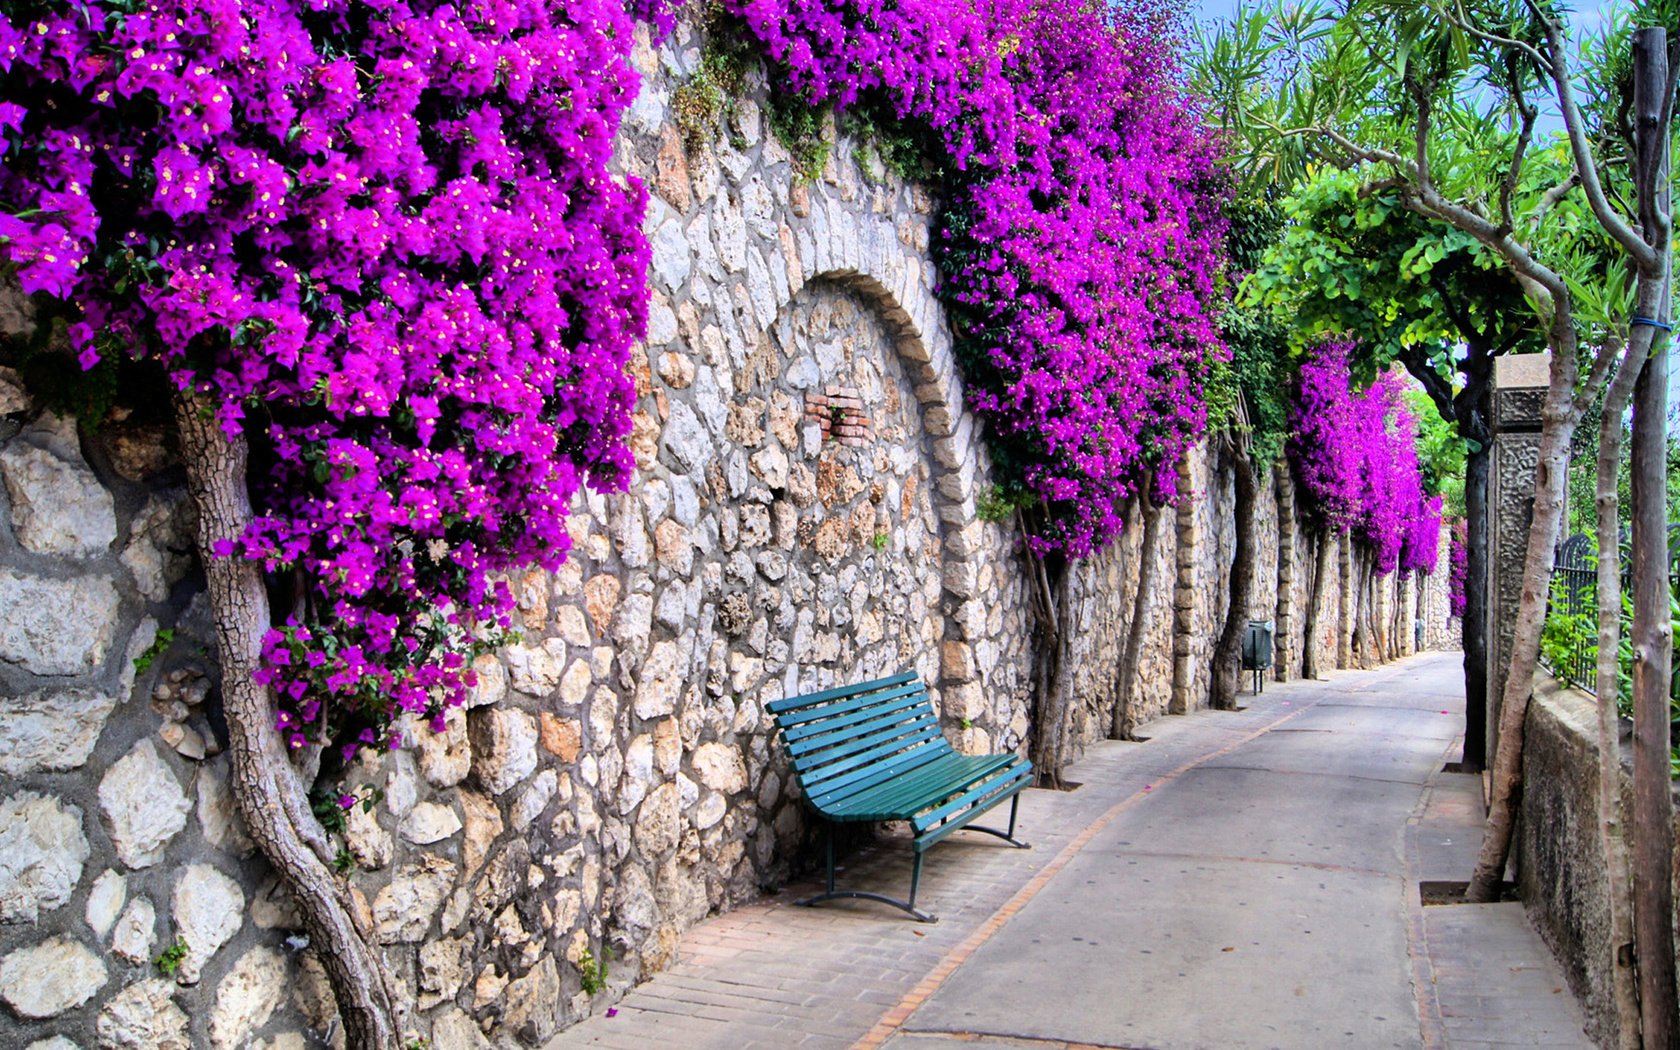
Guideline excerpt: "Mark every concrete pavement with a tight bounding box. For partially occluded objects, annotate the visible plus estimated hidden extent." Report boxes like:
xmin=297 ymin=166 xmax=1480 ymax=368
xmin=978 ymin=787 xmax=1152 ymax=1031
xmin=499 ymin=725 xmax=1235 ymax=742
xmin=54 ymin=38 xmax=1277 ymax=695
xmin=549 ymin=652 xmax=1591 ymax=1049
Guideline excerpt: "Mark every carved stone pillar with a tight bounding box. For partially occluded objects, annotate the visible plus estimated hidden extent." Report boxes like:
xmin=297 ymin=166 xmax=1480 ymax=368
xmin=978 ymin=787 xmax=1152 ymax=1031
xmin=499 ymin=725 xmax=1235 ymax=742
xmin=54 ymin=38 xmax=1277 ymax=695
xmin=1485 ymin=353 xmax=1550 ymax=767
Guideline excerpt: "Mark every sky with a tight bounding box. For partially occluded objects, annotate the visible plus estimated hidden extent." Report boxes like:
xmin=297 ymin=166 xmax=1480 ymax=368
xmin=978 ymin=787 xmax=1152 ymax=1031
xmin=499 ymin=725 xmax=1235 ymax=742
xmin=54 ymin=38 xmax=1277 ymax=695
xmin=1181 ymin=0 xmax=1676 ymax=412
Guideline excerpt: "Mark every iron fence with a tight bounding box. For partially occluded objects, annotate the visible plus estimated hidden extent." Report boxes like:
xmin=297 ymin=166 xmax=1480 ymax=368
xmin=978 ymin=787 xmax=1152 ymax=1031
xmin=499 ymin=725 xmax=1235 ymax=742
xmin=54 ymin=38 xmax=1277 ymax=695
xmin=1543 ymin=527 xmax=1680 ymax=697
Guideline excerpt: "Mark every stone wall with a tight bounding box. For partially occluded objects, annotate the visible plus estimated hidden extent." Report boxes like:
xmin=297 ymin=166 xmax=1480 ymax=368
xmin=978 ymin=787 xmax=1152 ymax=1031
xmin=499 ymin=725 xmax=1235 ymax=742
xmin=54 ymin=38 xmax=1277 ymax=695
xmin=0 ymin=17 xmax=1458 ymax=1049
xmin=1517 ymin=677 xmax=1631 ymax=1049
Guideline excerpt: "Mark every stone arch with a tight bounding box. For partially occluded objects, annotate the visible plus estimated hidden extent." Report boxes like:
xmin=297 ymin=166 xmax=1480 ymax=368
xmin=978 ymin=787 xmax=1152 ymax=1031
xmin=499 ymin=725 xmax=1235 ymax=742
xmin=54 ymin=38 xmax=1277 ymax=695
xmin=756 ymin=185 xmax=994 ymax=738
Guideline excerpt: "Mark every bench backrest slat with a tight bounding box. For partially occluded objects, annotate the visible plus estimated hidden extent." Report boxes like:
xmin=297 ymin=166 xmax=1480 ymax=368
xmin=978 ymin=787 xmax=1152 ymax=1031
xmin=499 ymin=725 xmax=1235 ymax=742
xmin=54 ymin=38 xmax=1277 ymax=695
xmin=780 ymin=684 xmax=927 ymax=739
xmin=784 ymin=697 xmax=934 ymax=757
xmin=771 ymin=672 xmax=960 ymax=815
xmin=766 ymin=672 xmax=918 ymax=715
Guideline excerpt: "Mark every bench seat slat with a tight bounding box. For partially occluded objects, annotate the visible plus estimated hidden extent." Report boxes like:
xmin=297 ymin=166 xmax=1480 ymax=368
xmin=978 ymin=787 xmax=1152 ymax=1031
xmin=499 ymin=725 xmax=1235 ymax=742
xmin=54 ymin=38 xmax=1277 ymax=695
xmin=766 ymin=672 xmax=918 ymax=715
xmin=911 ymin=759 xmax=1032 ymax=833
xmin=825 ymin=753 xmax=1018 ymax=821
xmin=912 ymin=768 xmax=1033 ymax=852
xmin=774 ymin=682 xmax=926 ymax=730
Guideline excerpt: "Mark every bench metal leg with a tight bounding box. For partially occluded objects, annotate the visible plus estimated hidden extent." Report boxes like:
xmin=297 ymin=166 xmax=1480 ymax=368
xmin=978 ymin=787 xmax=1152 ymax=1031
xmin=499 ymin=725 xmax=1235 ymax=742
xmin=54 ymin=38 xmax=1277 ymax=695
xmin=795 ymin=823 xmax=938 ymax=923
xmin=957 ymin=794 xmax=1031 ymax=850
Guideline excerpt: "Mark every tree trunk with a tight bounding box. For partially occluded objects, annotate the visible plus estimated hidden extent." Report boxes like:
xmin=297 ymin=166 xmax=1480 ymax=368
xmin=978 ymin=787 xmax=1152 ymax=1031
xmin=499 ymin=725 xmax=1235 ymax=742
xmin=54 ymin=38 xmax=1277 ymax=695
xmin=173 ymin=390 xmax=402 ymax=1049
xmin=1461 ymin=439 xmax=1492 ymax=770
xmin=1338 ymin=530 xmax=1355 ymax=669
xmin=1465 ymin=310 xmax=1586 ymax=900
xmin=1626 ymin=30 xmax=1676 ymax=1044
xmin=1593 ymin=334 xmax=1644 ymax=1050
xmin=1302 ymin=530 xmax=1335 ymax=680
xmin=1276 ymin=465 xmax=1298 ymax=680
xmin=1212 ymin=450 xmax=1258 ymax=710
xmin=1112 ymin=501 xmax=1164 ymax=739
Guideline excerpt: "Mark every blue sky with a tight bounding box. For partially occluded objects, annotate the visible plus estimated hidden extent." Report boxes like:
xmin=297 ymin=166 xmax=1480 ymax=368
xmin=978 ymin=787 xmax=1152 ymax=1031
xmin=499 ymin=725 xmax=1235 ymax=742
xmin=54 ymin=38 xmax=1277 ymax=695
xmin=1188 ymin=0 xmax=1621 ymax=34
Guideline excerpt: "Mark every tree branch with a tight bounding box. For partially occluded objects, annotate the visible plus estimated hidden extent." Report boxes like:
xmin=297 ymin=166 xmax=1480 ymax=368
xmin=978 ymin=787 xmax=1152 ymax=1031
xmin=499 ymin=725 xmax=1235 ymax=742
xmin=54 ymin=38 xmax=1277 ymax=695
xmin=1542 ymin=12 xmax=1659 ymax=270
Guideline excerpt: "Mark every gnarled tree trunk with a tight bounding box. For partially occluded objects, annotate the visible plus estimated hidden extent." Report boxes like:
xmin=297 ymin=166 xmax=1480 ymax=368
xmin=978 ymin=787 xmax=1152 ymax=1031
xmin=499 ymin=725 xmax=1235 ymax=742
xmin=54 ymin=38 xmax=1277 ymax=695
xmin=1112 ymin=500 xmax=1164 ymax=738
xmin=1302 ymin=530 xmax=1335 ymax=680
xmin=1211 ymin=448 xmax=1258 ymax=710
xmin=174 ymin=389 xmax=401 ymax=1049
xmin=1461 ymin=437 xmax=1491 ymax=770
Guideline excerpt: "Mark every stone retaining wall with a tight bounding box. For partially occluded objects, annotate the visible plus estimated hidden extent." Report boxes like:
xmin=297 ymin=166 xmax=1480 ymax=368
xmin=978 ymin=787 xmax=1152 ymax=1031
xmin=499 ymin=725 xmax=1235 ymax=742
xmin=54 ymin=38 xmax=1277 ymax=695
xmin=1515 ymin=676 xmax=1680 ymax=1050
xmin=0 ymin=18 xmax=1456 ymax=1049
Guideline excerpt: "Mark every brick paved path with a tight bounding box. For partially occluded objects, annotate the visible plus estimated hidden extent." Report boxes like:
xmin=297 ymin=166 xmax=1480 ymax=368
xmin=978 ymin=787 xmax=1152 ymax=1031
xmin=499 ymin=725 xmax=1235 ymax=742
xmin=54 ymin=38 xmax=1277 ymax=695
xmin=547 ymin=653 xmax=1590 ymax=1049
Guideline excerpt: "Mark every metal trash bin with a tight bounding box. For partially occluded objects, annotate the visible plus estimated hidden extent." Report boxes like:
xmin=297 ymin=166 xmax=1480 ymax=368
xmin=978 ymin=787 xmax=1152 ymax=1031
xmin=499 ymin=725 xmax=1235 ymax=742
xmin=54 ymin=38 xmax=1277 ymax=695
xmin=1241 ymin=619 xmax=1274 ymax=695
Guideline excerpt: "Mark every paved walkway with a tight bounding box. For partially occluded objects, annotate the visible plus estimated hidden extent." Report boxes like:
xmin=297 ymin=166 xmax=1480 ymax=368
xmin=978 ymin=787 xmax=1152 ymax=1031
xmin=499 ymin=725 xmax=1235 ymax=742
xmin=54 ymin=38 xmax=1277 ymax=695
xmin=549 ymin=652 xmax=1591 ymax=1050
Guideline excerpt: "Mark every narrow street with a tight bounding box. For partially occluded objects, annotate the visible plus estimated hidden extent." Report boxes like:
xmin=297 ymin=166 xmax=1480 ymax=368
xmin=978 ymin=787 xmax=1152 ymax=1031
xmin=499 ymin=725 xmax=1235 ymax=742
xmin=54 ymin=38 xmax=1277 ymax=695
xmin=553 ymin=652 xmax=1591 ymax=1050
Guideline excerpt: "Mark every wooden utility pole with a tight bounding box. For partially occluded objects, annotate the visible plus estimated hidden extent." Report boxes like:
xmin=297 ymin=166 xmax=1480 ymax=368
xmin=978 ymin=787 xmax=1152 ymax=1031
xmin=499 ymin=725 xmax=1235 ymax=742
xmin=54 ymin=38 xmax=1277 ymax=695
xmin=1628 ymin=26 xmax=1676 ymax=1048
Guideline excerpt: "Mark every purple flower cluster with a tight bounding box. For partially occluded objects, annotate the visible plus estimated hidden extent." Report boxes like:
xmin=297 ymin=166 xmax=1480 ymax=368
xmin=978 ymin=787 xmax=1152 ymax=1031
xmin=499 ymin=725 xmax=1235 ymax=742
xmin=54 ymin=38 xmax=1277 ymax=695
xmin=731 ymin=0 xmax=1230 ymax=556
xmin=1288 ymin=340 xmax=1441 ymax=576
xmin=0 ymin=0 xmax=649 ymax=751
xmin=1448 ymin=520 xmax=1468 ymax=617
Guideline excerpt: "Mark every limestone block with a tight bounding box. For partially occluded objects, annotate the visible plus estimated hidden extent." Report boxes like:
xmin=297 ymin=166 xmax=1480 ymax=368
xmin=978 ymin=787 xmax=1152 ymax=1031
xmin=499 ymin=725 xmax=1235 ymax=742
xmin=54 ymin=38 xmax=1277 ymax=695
xmin=661 ymin=400 xmax=713 ymax=476
xmin=195 ymin=757 xmax=255 ymax=858
xmin=0 ymin=791 xmax=89 ymax=923
xmin=417 ymin=937 xmax=467 ymax=1010
xmin=398 ymin=801 xmax=462 ymax=845
xmin=413 ymin=705 xmax=473 ymax=786
xmin=0 ymin=569 xmax=121 ymax=676
xmin=634 ymin=640 xmax=684 ymax=720
xmin=468 ymin=707 xmax=538 ymax=795
xmin=460 ymin=790 xmax=503 ymax=878
xmin=110 ymin=894 xmax=156 ymax=966
xmin=373 ymin=855 xmax=457 ymax=943
xmin=0 ymin=688 xmax=119 ymax=776
xmin=539 ymin=712 xmax=582 ymax=762
xmin=650 ymin=214 xmax=690 ymax=290
xmin=431 ymin=1007 xmax=492 ymax=1050
xmin=634 ymin=781 xmax=683 ymax=857
xmin=0 ymin=364 xmax=28 ymax=413
xmin=468 ymin=652 xmax=507 ymax=708
xmin=98 ymin=740 xmax=190 ymax=868
xmin=120 ymin=493 xmax=195 ymax=602
xmin=170 ymin=864 xmax=244 ymax=984
xmin=27 ymin=1037 xmax=81 ymax=1050
xmin=96 ymin=977 xmax=189 ymax=1050
xmin=1 ymin=413 xmax=116 ymax=557
xmin=208 ymin=946 xmax=287 ymax=1049
xmin=344 ymin=797 xmax=392 ymax=871
xmin=0 ymin=936 xmax=105 ymax=1018
xmin=512 ymin=769 xmax=558 ymax=832
xmin=85 ymin=869 xmax=126 ymax=941
xmin=503 ymin=639 xmax=564 ymax=696
xmin=559 ymin=659 xmax=593 ymax=708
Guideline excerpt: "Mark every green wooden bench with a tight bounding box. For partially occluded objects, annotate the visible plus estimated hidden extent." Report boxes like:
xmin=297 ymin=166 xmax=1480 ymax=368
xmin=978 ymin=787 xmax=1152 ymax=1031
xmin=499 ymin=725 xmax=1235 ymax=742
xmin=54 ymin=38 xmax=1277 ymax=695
xmin=767 ymin=671 xmax=1032 ymax=922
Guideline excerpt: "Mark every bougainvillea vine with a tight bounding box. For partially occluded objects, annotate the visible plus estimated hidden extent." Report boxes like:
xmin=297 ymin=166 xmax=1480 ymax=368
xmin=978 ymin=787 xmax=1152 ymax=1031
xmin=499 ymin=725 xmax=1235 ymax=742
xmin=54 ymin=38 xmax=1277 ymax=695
xmin=0 ymin=0 xmax=650 ymax=759
xmin=1288 ymin=340 xmax=1442 ymax=575
xmin=728 ymin=0 xmax=1230 ymax=556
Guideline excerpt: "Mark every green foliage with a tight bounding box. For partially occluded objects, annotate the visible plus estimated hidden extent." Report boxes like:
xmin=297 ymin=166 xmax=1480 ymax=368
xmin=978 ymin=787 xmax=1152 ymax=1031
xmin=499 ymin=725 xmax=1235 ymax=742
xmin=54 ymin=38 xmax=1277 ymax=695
xmin=765 ymin=91 xmax=832 ymax=185
xmin=132 ymin=629 xmax=177 ymax=676
xmin=3 ymin=314 xmax=123 ymax=428
xmin=154 ymin=937 xmax=188 ymax=977
xmin=841 ymin=103 xmax=936 ymax=184
xmin=577 ymin=948 xmax=609 ymax=996
xmin=976 ymin=484 xmax=1031 ymax=524
xmin=672 ymin=7 xmax=759 ymax=152
xmin=871 ymin=531 xmax=889 ymax=550
xmin=333 ymin=847 xmax=357 ymax=874
xmin=1213 ymin=195 xmax=1292 ymax=468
